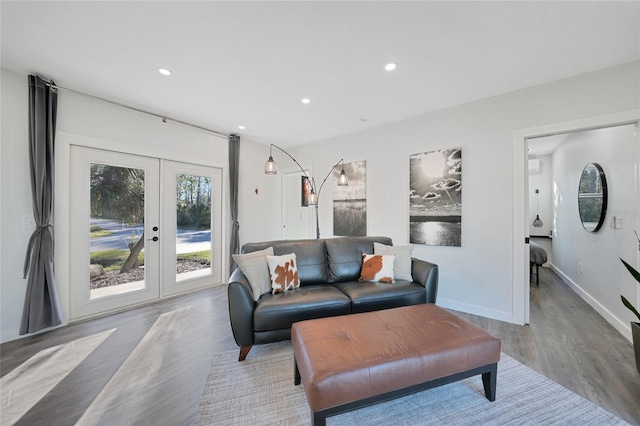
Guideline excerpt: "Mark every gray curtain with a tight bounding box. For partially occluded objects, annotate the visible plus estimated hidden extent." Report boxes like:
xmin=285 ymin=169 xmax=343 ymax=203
xmin=228 ymin=134 xmax=240 ymax=277
xmin=20 ymin=75 xmax=62 ymax=335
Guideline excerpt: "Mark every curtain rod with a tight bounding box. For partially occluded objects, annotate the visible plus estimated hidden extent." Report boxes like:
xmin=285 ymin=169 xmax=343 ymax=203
xmin=43 ymin=81 xmax=230 ymax=138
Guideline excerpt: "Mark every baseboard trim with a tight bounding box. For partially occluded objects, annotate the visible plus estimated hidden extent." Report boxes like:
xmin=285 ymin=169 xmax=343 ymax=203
xmin=69 ymin=284 xmax=225 ymax=325
xmin=549 ymin=263 xmax=632 ymax=342
xmin=437 ymin=298 xmax=517 ymax=324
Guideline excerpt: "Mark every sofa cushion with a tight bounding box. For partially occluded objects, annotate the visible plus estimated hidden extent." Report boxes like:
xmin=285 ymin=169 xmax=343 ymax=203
xmin=267 ymin=253 xmax=300 ymax=293
xmin=254 ymin=285 xmax=351 ymax=331
xmin=242 ymin=239 xmax=328 ymax=284
xmin=359 ymin=254 xmax=395 ymax=283
xmin=333 ymin=280 xmax=426 ymax=313
xmin=326 ymin=236 xmax=392 ymax=283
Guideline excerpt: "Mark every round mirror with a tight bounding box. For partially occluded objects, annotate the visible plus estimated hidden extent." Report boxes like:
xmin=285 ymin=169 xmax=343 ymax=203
xmin=578 ymin=163 xmax=607 ymax=232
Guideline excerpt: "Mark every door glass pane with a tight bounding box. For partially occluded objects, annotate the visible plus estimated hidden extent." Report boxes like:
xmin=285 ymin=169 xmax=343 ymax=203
xmin=176 ymin=174 xmax=212 ymax=281
xmin=89 ymin=164 xmax=146 ymax=299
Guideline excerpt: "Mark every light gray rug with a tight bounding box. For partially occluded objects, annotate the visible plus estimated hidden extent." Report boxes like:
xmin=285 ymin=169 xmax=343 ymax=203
xmin=195 ymin=342 xmax=628 ymax=425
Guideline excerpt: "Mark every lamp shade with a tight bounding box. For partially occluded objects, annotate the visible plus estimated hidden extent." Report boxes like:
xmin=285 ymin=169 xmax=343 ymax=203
xmin=532 ymin=189 xmax=543 ymax=227
xmin=533 ymin=215 xmax=543 ymax=227
xmin=337 ymin=168 xmax=348 ymax=186
xmin=308 ymin=190 xmax=318 ymax=205
xmin=265 ymin=156 xmax=277 ymax=175
xmin=262 ymin=144 xmax=347 ymax=239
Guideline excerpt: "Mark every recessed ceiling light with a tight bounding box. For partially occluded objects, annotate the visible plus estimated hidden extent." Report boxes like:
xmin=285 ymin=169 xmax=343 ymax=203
xmin=238 ymin=125 xmax=246 ymax=130
xmin=301 ymin=98 xmax=311 ymax=104
xmin=158 ymin=68 xmax=172 ymax=76
xmin=385 ymin=63 xmax=397 ymax=71
xmin=356 ymin=118 xmax=368 ymax=125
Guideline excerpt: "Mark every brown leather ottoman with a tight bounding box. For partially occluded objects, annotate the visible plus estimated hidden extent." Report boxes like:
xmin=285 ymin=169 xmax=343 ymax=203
xmin=292 ymin=304 xmax=502 ymax=426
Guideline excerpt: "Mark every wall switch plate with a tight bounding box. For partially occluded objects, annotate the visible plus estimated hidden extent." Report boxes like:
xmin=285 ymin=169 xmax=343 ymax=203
xmin=614 ymin=217 xmax=623 ymax=229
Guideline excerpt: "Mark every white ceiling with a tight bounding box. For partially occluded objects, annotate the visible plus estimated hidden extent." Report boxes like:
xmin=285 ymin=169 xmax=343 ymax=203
xmin=528 ymin=134 xmax=569 ymax=156
xmin=2 ymin=1 xmax=638 ymax=147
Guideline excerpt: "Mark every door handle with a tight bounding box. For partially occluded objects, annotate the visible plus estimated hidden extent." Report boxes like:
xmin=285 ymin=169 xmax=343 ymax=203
xmin=148 ymin=236 xmax=159 ymax=242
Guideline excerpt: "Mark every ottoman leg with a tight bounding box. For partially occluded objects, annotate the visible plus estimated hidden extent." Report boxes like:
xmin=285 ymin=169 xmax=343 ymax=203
xmin=481 ymin=363 xmax=497 ymax=401
xmin=312 ymin=410 xmax=326 ymax=426
xmin=294 ymin=359 xmax=301 ymax=386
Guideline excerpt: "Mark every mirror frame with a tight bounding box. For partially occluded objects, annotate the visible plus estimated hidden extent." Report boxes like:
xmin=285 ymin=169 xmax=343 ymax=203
xmin=577 ymin=162 xmax=607 ymax=232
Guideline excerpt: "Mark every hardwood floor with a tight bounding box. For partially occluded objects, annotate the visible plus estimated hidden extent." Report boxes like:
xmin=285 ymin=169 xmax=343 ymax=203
xmin=455 ymin=267 xmax=640 ymax=425
xmin=1 ymin=288 xmax=237 ymax=426
xmin=1 ymin=268 xmax=639 ymax=425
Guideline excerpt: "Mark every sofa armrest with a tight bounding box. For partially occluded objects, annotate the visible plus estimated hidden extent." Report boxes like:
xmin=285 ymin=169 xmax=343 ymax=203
xmin=227 ymin=268 xmax=256 ymax=347
xmin=411 ymin=258 xmax=439 ymax=303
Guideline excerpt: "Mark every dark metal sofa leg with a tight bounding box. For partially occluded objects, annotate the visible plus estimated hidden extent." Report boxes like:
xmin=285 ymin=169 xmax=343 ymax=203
xmin=238 ymin=345 xmax=252 ymax=361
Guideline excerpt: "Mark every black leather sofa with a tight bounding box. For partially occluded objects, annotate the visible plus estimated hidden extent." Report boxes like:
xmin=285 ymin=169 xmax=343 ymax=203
xmin=227 ymin=236 xmax=439 ymax=360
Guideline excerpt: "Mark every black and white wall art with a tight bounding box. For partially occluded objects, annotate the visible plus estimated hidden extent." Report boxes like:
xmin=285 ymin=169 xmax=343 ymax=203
xmin=409 ymin=148 xmax=462 ymax=246
xmin=301 ymin=176 xmax=311 ymax=207
xmin=333 ymin=160 xmax=366 ymax=236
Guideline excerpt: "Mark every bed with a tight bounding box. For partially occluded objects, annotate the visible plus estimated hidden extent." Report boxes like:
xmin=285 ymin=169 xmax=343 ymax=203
xmin=530 ymin=240 xmax=548 ymax=286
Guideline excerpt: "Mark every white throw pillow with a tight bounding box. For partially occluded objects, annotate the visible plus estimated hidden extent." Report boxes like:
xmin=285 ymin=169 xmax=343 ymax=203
xmin=373 ymin=242 xmax=414 ymax=281
xmin=232 ymin=247 xmax=274 ymax=301
xmin=359 ymin=254 xmax=395 ymax=283
xmin=266 ymin=253 xmax=300 ymax=294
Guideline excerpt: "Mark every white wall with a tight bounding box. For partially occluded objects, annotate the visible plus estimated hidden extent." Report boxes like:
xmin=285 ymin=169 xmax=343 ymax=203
xmin=528 ymin=154 xmax=553 ymax=239
xmin=287 ymin=61 xmax=640 ymax=324
xmin=551 ymin=125 xmax=638 ymax=333
xmin=237 ymin=139 xmax=282 ymax=245
xmin=3 ymin=61 xmax=639 ymax=342
xmin=53 ymin=89 xmax=231 ymax=336
xmin=0 ymin=68 xmax=277 ymax=343
xmin=1 ymin=69 xmax=32 ymax=343
xmin=528 ymin=154 xmax=553 ymax=264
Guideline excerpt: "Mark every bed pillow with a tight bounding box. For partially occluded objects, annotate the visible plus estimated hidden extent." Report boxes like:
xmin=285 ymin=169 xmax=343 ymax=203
xmin=232 ymin=247 xmax=274 ymax=301
xmin=359 ymin=254 xmax=395 ymax=284
xmin=373 ymin=242 xmax=414 ymax=281
xmin=267 ymin=253 xmax=300 ymax=294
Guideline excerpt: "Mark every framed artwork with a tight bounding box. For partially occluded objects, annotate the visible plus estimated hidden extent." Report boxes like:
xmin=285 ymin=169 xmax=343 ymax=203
xmin=333 ymin=160 xmax=366 ymax=236
xmin=301 ymin=176 xmax=311 ymax=207
xmin=409 ymin=148 xmax=462 ymax=246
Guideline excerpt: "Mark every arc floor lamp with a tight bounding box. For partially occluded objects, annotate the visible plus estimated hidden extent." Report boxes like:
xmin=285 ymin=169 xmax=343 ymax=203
xmin=265 ymin=144 xmax=347 ymax=239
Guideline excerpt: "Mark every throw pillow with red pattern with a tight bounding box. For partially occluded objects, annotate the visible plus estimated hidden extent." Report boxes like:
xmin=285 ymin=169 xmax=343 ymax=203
xmin=267 ymin=253 xmax=300 ymax=294
xmin=359 ymin=254 xmax=395 ymax=283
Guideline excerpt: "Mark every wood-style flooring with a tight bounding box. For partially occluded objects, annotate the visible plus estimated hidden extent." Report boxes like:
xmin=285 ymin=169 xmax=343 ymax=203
xmin=1 ymin=267 xmax=639 ymax=425
xmin=455 ymin=267 xmax=640 ymax=425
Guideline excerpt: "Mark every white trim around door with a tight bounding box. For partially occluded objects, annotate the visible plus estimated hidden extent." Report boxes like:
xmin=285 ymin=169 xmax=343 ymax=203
xmin=60 ymin=133 xmax=226 ymax=322
xmin=512 ymin=109 xmax=640 ymax=327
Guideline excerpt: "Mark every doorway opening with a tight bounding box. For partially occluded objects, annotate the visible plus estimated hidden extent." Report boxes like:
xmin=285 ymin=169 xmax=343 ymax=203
xmin=515 ymin=111 xmax=639 ymax=340
xmin=69 ymin=145 xmax=223 ymax=320
xmin=281 ymin=167 xmax=313 ymax=239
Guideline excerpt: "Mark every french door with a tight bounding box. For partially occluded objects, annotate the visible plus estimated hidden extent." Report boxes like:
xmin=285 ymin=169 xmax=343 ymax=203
xmin=162 ymin=161 xmax=222 ymax=296
xmin=69 ymin=146 xmax=222 ymax=320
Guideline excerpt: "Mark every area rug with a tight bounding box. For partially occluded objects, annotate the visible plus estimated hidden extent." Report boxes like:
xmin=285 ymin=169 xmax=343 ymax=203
xmin=195 ymin=342 xmax=628 ymax=425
